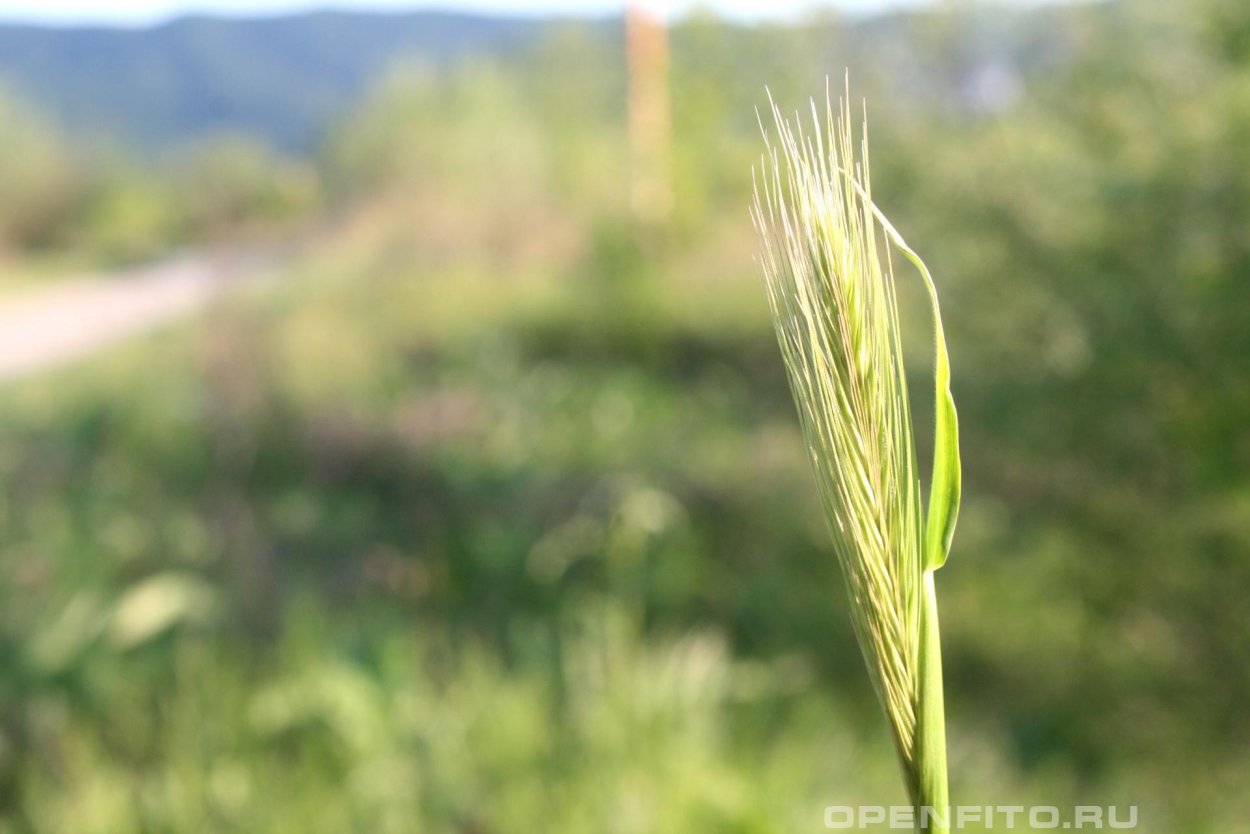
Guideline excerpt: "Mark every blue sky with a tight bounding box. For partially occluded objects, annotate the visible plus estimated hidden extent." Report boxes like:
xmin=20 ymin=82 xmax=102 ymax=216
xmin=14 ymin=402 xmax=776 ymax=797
xmin=0 ymin=0 xmax=994 ymax=26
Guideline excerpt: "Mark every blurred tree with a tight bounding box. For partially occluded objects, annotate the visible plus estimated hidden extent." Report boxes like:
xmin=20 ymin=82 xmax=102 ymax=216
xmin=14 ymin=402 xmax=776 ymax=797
xmin=73 ymin=170 xmax=180 ymax=264
xmin=0 ymin=89 xmax=82 ymax=253
xmin=176 ymin=137 xmax=321 ymax=242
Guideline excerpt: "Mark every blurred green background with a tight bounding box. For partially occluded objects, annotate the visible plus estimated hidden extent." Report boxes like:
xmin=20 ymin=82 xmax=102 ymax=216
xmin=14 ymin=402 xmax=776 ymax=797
xmin=0 ymin=0 xmax=1248 ymax=831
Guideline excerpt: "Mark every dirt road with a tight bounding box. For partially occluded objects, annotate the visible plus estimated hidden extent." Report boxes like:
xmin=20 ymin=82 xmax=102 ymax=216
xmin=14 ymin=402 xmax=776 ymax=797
xmin=0 ymin=251 xmax=274 ymax=382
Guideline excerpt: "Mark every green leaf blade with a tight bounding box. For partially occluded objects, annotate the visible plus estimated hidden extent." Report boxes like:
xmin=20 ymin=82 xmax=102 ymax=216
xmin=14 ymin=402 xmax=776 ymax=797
xmin=864 ymin=207 xmax=962 ymax=572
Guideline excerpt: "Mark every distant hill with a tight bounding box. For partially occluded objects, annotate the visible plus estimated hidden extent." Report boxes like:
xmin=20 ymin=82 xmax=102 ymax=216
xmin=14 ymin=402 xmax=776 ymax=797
xmin=0 ymin=11 xmax=558 ymax=152
xmin=0 ymin=5 xmax=1092 ymax=155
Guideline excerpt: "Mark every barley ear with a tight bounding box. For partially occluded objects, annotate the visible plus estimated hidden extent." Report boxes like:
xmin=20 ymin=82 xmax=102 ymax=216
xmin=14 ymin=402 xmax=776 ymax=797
xmin=751 ymin=84 xmax=959 ymax=833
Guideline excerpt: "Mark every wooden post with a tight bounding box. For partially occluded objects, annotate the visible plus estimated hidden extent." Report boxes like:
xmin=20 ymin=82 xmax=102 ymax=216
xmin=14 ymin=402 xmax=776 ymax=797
xmin=626 ymin=0 xmax=672 ymax=230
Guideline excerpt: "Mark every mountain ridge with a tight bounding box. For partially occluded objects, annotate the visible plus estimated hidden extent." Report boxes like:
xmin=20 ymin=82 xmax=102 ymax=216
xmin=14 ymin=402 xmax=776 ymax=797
xmin=0 ymin=10 xmax=564 ymax=151
xmin=0 ymin=5 xmax=1090 ymax=153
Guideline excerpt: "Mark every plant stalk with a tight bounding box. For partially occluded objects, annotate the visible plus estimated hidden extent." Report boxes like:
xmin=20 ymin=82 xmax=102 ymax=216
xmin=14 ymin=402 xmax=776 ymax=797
xmin=914 ymin=569 xmax=949 ymax=834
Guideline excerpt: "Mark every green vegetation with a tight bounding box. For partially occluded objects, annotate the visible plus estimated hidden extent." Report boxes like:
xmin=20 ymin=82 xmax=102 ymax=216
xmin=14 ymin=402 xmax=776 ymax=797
xmin=0 ymin=88 xmax=317 ymax=266
xmin=1 ymin=2 xmax=1249 ymax=831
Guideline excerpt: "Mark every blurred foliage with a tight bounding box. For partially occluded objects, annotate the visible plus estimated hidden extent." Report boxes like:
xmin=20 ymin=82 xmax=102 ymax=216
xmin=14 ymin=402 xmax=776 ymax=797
xmin=0 ymin=89 xmax=319 ymax=265
xmin=1 ymin=1 xmax=1249 ymax=831
xmin=0 ymin=91 xmax=81 ymax=254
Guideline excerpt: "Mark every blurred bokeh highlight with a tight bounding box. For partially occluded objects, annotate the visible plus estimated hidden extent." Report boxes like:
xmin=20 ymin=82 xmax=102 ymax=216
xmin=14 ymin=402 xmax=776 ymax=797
xmin=0 ymin=0 xmax=1247 ymax=831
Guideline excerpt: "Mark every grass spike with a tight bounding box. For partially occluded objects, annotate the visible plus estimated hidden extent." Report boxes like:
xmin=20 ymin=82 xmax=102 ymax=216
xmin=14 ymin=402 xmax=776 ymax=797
xmin=750 ymin=83 xmax=961 ymax=832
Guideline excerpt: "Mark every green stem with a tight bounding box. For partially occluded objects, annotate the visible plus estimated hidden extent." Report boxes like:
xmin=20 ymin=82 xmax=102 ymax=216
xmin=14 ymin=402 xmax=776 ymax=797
xmin=915 ymin=569 xmax=950 ymax=834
